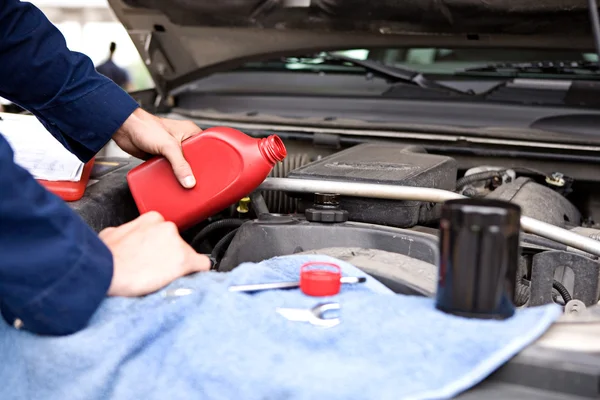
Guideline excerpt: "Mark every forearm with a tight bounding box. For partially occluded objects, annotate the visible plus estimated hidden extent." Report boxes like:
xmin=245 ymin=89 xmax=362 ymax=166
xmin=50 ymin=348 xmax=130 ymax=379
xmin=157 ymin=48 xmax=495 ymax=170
xmin=0 ymin=138 xmax=113 ymax=335
xmin=0 ymin=0 xmax=139 ymax=161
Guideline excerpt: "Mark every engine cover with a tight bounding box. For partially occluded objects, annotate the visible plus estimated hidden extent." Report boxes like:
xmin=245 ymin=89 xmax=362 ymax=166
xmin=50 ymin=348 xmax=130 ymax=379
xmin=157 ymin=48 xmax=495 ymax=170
xmin=68 ymin=157 xmax=142 ymax=232
xmin=288 ymin=143 xmax=457 ymax=228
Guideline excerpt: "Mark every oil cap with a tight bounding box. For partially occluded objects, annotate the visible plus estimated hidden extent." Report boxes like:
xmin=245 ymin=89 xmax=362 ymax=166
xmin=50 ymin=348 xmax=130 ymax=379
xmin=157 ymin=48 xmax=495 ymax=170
xmin=300 ymin=262 xmax=342 ymax=296
xmin=435 ymin=198 xmax=521 ymax=320
xmin=305 ymin=193 xmax=349 ymax=223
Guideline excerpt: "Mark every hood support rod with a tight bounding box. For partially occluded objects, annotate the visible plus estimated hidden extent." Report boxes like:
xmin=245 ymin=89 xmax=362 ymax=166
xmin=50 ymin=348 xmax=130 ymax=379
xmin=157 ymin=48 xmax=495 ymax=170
xmin=259 ymin=177 xmax=600 ymax=257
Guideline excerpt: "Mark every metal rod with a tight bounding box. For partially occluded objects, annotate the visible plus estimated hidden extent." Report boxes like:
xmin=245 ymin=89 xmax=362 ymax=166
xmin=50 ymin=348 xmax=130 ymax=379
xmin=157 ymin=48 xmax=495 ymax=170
xmin=258 ymin=177 xmax=600 ymax=257
xmin=229 ymin=276 xmax=366 ymax=293
xmin=229 ymin=281 xmax=299 ymax=292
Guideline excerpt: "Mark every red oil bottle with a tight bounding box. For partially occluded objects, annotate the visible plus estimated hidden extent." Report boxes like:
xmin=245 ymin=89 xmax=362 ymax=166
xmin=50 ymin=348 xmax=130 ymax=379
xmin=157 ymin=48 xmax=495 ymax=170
xmin=126 ymin=127 xmax=287 ymax=231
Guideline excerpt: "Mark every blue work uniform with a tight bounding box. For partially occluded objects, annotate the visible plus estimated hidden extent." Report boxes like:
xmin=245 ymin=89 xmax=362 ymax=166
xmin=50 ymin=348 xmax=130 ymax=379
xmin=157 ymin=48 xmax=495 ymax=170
xmin=97 ymin=58 xmax=131 ymax=89
xmin=0 ymin=0 xmax=140 ymax=335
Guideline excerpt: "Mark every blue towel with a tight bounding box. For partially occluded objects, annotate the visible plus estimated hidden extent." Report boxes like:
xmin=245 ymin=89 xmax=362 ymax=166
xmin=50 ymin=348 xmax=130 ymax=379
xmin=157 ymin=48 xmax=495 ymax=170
xmin=0 ymin=255 xmax=561 ymax=400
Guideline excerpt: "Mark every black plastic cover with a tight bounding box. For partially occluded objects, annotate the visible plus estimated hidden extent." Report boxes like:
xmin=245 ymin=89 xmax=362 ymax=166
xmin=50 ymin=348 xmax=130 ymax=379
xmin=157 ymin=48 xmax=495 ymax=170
xmin=288 ymin=143 xmax=457 ymax=228
xmin=67 ymin=157 xmax=141 ymax=233
xmin=218 ymin=214 xmax=439 ymax=296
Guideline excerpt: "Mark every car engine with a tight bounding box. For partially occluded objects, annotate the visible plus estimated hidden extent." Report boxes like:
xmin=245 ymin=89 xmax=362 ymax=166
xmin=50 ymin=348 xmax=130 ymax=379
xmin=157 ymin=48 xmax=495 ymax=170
xmin=69 ymin=138 xmax=600 ymax=398
xmin=76 ymin=141 xmax=600 ymax=314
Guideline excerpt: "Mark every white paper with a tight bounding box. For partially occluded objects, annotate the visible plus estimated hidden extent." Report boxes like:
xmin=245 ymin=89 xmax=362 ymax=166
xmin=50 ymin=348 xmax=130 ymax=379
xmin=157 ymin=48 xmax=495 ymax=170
xmin=0 ymin=112 xmax=84 ymax=182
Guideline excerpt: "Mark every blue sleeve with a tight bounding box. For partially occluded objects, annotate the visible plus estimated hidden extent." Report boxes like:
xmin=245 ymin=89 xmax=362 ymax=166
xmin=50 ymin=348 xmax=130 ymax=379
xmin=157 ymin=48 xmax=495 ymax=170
xmin=0 ymin=139 xmax=114 ymax=336
xmin=0 ymin=0 xmax=139 ymax=335
xmin=0 ymin=0 xmax=140 ymax=162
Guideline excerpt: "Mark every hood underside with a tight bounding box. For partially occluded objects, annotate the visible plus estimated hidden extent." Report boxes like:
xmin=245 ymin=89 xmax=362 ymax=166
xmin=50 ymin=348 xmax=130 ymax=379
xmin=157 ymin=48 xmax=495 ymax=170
xmin=107 ymin=0 xmax=600 ymax=93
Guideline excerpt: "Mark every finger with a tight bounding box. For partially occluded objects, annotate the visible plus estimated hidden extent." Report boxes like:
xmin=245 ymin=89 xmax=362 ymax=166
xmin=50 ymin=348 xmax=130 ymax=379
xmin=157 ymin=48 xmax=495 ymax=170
xmin=160 ymin=118 xmax=201 ymax=141
xmin=159 ymin=140 xmax=196 ymax=189
xmin=180 ymin=129 xmax=198 ymax=142
xmin=177 ymin=121 xmax=202 ymax=140
xmin=99 ymin=223 xmax=132 ymax=243
xmin=116 ymin=211 xmax=165 ymax=237
xmin=161 ymin=221 xmax=179 ymax=236
xmin=184 ymin=252 xmax=212 ymax=274
xmin=100 ymin=211 xmax=164 ymax=241
xmin=100 ymin=224 xmax=136 ymax=243
xmin=98 ymin=226 xmax=116 ymax=239
xmin=135 ymin=211 xmax=165 ymax=227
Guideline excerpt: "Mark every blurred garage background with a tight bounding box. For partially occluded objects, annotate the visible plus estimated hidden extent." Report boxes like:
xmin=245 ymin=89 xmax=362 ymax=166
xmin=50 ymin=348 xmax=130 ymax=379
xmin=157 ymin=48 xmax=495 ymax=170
xmin=31 ymin=0 xmax=153 ymax=91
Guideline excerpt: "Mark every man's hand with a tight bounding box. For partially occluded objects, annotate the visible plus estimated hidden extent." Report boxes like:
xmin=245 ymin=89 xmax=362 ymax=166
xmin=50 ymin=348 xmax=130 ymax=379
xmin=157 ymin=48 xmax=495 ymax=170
xmin=99 ymin=211 xmax=211 ymax=297
xmin=113 ymin=108 xmax=201 ymax=188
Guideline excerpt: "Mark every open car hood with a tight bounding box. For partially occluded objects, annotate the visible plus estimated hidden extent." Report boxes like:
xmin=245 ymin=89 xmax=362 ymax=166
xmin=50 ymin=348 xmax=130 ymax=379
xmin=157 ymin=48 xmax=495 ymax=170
xmin=107 ymin=0 xmax=599 ymax=95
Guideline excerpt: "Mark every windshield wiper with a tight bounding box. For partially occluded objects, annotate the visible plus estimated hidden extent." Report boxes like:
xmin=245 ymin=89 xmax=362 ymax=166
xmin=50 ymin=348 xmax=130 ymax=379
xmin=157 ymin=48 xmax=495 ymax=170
xmin=320 ymin=53 xmax=473 ymax=95
xmin=457 ymin=60 xmax=600 ymax=77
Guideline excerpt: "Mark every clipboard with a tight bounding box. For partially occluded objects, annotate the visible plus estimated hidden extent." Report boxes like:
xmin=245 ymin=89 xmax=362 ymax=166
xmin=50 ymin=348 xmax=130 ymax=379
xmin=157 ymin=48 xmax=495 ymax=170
xmin=37 ymin=158 xmax=95 ymax=202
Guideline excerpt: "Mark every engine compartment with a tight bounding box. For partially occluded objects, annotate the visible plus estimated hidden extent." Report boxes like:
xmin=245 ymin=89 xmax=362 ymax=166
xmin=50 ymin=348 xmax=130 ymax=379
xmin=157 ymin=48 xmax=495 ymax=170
xmin=73 ymin=138 xmax=600 ymax=398
xmin=76 ymin=141 xmax=600 ymax=312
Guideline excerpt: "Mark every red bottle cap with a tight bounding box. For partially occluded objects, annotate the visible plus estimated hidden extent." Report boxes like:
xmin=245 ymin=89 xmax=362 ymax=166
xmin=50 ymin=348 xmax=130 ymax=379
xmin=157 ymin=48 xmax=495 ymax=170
xmin=300 ymin=262 xmax=342 ymax=297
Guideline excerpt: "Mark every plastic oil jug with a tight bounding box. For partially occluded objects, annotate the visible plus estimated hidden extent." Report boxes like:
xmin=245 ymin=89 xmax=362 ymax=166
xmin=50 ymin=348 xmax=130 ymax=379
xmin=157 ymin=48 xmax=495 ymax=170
xmin=126 ymin=127 xmax=287 ymax=231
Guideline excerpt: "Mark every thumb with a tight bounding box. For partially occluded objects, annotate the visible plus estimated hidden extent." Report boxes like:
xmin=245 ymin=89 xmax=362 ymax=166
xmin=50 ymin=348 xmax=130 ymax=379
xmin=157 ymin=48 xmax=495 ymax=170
xmin=160 ymin=140 xmax=196 ymax=189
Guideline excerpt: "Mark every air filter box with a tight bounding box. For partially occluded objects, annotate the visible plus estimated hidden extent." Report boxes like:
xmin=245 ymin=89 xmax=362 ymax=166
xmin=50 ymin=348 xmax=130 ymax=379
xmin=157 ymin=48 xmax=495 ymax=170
xmin=288 ymin=143 xmax=457 ymax=228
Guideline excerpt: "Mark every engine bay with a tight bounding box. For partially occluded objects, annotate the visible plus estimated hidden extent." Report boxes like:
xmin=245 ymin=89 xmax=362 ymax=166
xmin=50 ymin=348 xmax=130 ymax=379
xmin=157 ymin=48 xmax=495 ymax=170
xmin=238 ymin=143 xmax=600 ymax=311
xmin=79 ymin=141 xmax=600 ymax=311
xmin=73 ymin=136 xmax=600 ymax=398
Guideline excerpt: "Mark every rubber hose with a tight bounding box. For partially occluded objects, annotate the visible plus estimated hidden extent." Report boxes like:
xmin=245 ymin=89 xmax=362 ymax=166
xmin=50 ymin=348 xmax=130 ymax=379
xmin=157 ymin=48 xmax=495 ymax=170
xmin=515 ymin=279 xmax=531 ymax=307
xmin=456 ymin=170 xmax=506 ymax=190
xmin=512 ymin=167 xmax=549 ymax=178
xmin=211 ymin=228 xmax=239 ymax=264
xmin=552 ymin=280 xmax=573 ymax=303
xmin=521 ymin=277 xmax=572 ymax=305
xmin=515 ymin=278 xmax=572 ymax=305
xmin=457 ymin=167 xmax=550 ymax=191
xmin=262 ymin=153 xmax=312 ymax=214
xmin=249 ymin=191 xmax=269 ymax=216
xmin=191 ymin=219 xmax=245 ymax=250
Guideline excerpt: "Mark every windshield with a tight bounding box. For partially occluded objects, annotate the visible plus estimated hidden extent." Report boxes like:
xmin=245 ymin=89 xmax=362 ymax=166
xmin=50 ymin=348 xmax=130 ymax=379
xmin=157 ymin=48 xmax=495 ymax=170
xmin=240 ymin=47 xmax=600 ymax=77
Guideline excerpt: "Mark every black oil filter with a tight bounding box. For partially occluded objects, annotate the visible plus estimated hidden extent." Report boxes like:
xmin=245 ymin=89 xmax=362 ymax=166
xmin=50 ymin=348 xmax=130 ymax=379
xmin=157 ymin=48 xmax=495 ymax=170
xmin=435 ymin=198 xmax=521 ymax=319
